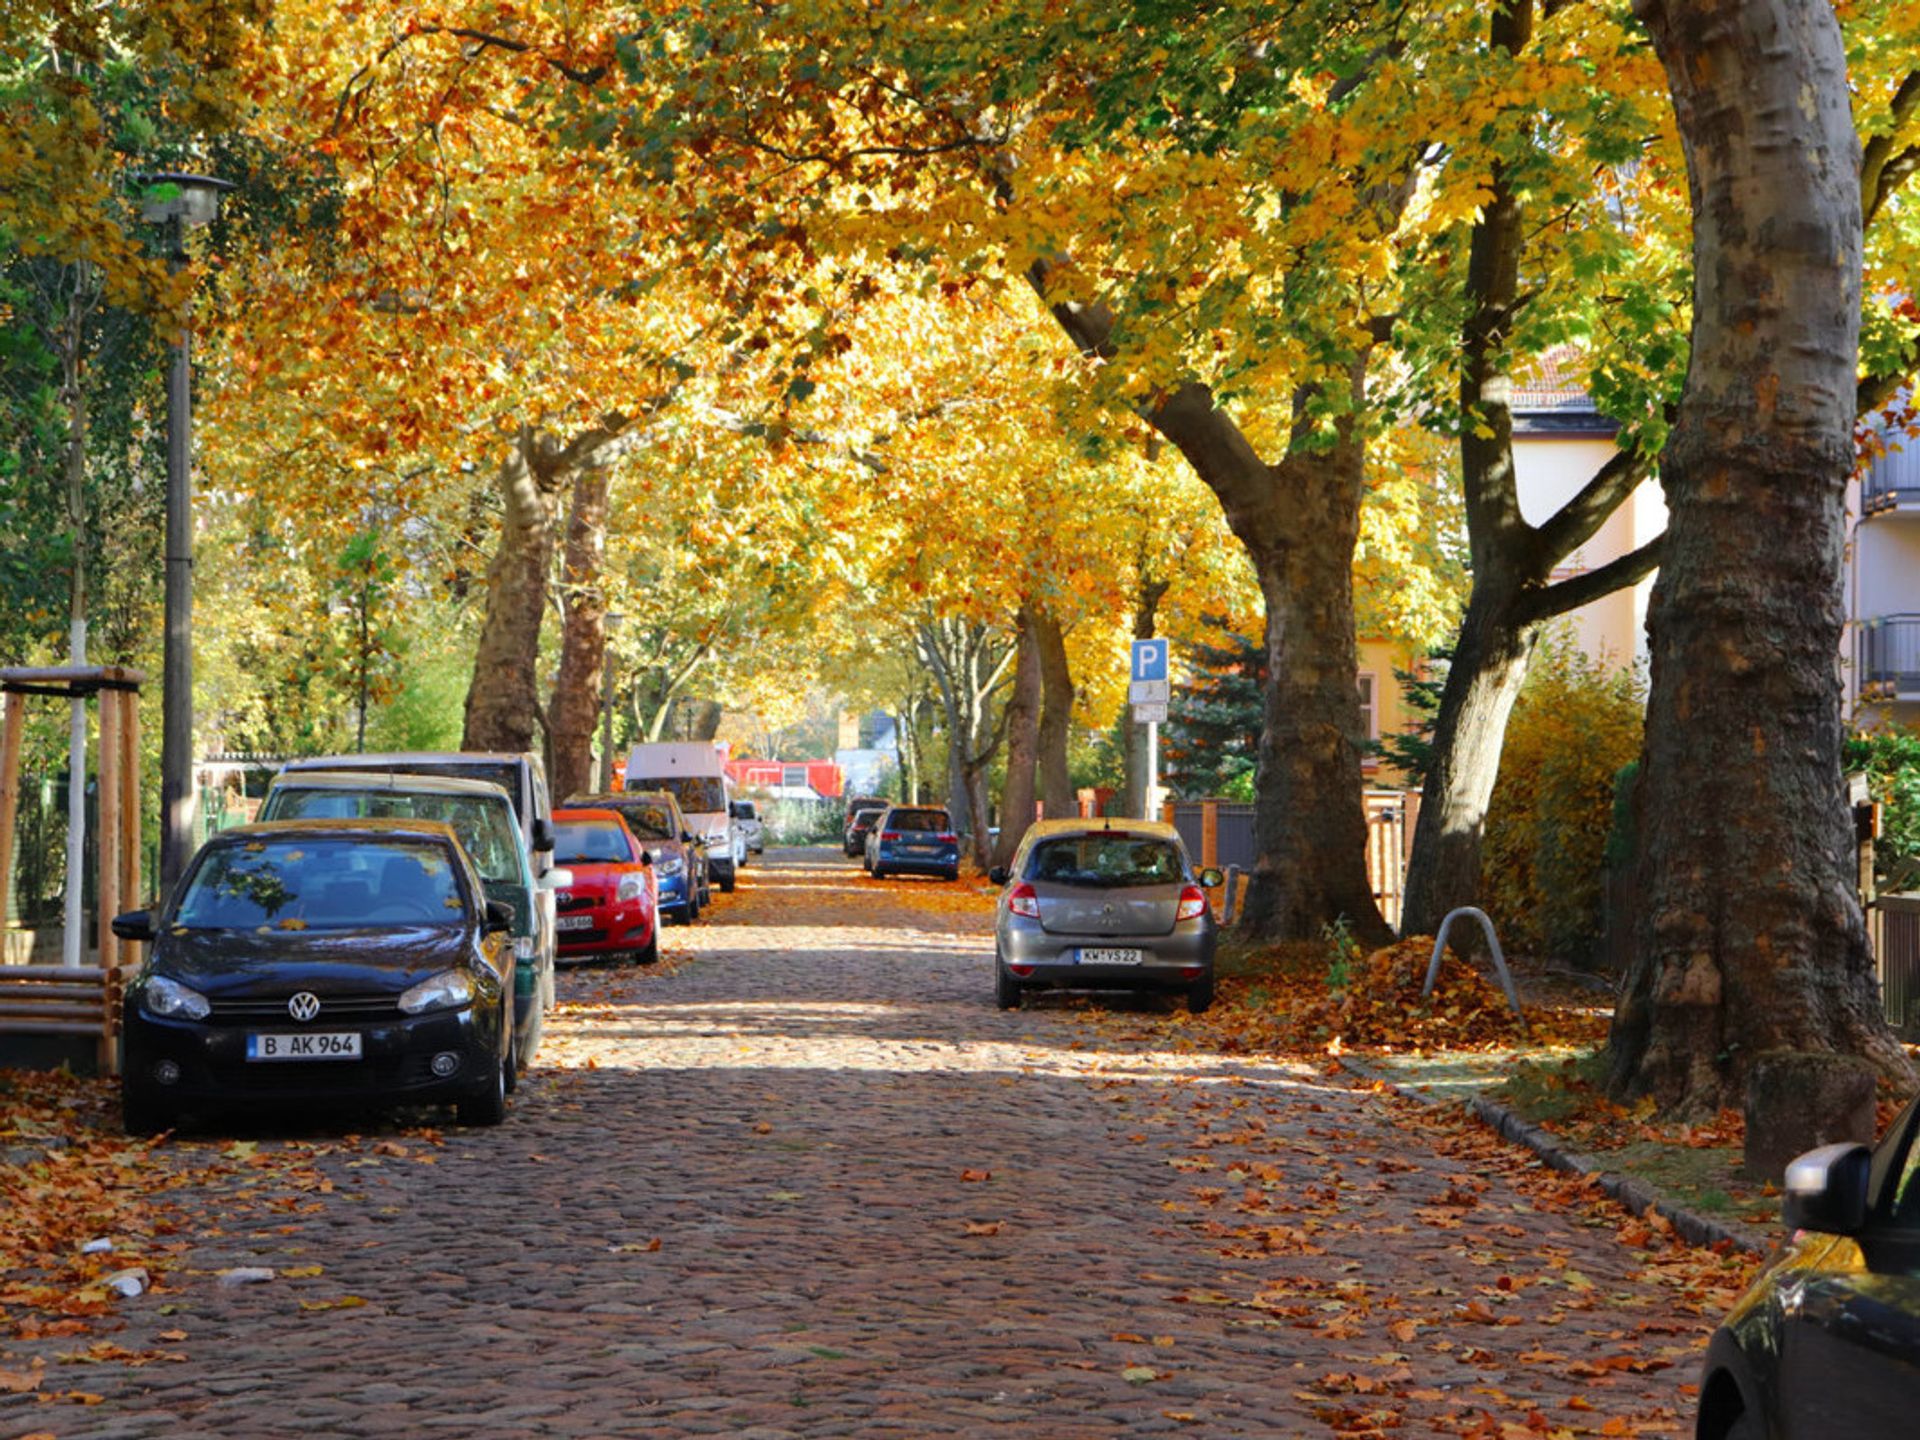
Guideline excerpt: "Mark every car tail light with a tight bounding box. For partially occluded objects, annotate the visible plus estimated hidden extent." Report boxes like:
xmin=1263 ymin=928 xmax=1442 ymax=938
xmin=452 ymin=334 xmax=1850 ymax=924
xmin=1009 ymin=963 xmax=1036 ymax=977
xmin=1180 ymin=964 xmax=1203 ymax=980
xmin=882 ymin=831 xmax=902 ymax=842
xmin=1175 ymin=885 xmax=1208 ymax=921
xmin=936 ymin=832 xmax=957 ymax=844
xmin=1008 ymin=883 xmax=1040 ymax=919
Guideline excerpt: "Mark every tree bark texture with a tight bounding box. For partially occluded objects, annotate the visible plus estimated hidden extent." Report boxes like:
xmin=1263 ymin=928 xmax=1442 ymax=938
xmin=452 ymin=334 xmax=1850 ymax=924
xmin=918 ymin=617 xmax=1014 ymax=869
xmin=1150 ymin=381 xmax=1393 ymax=948
xmin=463 ymin=432 xmax=562 ymax=754
xmin=463 ymin=419 xmax=626 ymax=754
xmin=1610 ymin=0 xmax=1912 ymax=1110
xmin=992 ymin=610 xmax=1042 ymax=868
xmin=545 ymin=469 xmax=612 ymax=798
xmin=1033 ymin=608 xmax=1076 ymax=817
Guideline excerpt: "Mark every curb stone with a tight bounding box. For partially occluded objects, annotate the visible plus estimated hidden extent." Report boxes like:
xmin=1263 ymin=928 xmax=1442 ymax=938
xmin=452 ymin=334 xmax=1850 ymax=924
xmin=1337 ymin=1054 xmax=1769 ymax=1257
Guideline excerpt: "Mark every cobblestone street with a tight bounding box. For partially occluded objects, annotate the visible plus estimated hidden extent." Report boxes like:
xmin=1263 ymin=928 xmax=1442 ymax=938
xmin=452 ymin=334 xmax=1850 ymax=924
xmin=1 ymin=851 xmax=1732 ymax=1439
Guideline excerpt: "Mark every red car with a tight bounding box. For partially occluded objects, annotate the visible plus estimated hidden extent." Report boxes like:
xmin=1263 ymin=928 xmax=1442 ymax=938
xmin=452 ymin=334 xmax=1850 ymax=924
xmin=549 ymin=808 xmax=659 ymax=965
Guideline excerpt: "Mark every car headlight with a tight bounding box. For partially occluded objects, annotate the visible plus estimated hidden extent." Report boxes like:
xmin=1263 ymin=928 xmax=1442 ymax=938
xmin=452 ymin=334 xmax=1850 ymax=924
xmin=142 ymin=975 xmax=210 ymax=1021
xmin=398 ymin=969 xmax=476 ymax=1015
xmin=617 ymin=873 xmax=648 ymax=902
xmin=655 ymin=855 xmax=685 ymax=877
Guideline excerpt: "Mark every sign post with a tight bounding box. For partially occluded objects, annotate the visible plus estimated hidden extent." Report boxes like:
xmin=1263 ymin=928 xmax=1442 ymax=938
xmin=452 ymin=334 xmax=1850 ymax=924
xmin=1130 ymin=639 xmax=1170 ymax=819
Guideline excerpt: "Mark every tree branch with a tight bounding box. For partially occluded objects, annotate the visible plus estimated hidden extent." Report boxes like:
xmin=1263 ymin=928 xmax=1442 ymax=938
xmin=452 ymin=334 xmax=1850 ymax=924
xmin=1522 ymin=532 xmax=1665 ymax=621
xmin=1529 ymin=445 xmax=1653 ymax=568
xmin=1863 ymin=70 xmax=1920 ymax=229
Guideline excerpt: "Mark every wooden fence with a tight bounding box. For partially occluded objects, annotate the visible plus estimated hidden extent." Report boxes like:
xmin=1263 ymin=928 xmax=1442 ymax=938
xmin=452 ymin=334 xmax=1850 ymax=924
xmin=1167 ymin=791 xmax=1416 ymax=930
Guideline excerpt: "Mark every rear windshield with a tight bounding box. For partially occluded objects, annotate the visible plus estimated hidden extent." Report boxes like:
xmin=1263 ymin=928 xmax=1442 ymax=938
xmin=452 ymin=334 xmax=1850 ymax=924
xmin=731 ymin=801 xmax=757 ymax=819
xmin=554 ymin=820 xmax=634 ymax=865
xmin=176 ymin=837 xmax=465 ymax=929
xmin=1027 ymin=835 xmax=1185 ymax=888
xmin=263 ymin=788 xmax=525 ymax=887
xmin=634 ymin=776 xmax=725 ymax=814
xmin=887 ymin=809 xmax=950 ymax=833
xmin=853 ymin=808 xmax=885 ymax=826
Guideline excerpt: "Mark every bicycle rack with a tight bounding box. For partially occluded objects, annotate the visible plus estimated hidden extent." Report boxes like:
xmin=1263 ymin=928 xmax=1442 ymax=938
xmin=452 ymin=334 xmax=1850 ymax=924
xmin=1423 ymin=906 xmax=1528 ymax=1033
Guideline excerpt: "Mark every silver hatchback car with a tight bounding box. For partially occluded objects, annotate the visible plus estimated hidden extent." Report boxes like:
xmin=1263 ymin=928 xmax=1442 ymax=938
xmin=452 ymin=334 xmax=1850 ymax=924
xmin=989 ymin=819 xmax=1223 ymax=1013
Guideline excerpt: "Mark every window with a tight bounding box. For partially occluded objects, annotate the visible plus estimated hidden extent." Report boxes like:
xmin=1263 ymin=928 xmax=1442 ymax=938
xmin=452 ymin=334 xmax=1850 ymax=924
xmin=632 ymin=775 xmax=725 ymax=813
xmin=1026 ymin=835 xmax=1185 ymax=888
xmin=889 ymin=809 xmax=950 ymax=833
xmin=783 ymin=765 xmax=809 ymax=789
xmin=1357 ymin=672 xmax=1378 ymax=740
xmin=552 ymin=820 xmax=634 ymax=865
xmin=264 ymin=787 xmax=524 ymax=887
xmin=176 ymin=837 xmax=465 ymax=929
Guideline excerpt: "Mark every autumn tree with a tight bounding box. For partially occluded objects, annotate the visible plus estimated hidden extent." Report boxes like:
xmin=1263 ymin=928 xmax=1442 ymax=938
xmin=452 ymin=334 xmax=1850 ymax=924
xmin=1608 ymin=0 xmax=1916 ymax=1111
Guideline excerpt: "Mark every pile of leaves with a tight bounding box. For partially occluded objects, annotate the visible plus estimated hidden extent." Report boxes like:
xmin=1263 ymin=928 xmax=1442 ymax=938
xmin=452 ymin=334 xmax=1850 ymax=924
xmin=1201 ymin=937 xmax=1609 ymax=1055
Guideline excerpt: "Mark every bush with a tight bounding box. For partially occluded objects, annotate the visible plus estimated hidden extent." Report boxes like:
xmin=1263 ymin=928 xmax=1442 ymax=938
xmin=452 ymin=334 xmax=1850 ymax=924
xmin=1844 ymin=727 xmax=1920 ymax=894
xmin=1481 ymin=636 xmax=1645 ymax=963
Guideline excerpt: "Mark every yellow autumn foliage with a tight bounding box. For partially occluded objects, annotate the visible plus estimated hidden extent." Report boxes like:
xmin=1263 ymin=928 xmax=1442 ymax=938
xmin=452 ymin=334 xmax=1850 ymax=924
xmin=1481 ymin=636 xmax=1645 ymax=962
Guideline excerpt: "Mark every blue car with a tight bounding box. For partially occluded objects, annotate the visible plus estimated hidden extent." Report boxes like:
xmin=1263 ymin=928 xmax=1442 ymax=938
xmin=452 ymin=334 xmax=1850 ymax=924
xmin=864 ymin=806 xmax=960 ymax=881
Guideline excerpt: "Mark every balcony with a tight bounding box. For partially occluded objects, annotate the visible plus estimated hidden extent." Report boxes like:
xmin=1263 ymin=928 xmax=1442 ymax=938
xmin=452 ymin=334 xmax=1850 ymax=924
xmin=1862 ymin=444 xmax=1920 ymax=516
xmin=1859 ymin=615 xmax=1920 ymax=701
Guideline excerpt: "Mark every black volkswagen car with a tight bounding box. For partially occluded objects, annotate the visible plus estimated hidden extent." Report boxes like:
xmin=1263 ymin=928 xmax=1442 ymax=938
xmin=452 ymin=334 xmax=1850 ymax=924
xmin=115 ymin=820 xmax=517 ymax=1134
xmin=1696 ymin=1094 xmax=1920 ymax=1438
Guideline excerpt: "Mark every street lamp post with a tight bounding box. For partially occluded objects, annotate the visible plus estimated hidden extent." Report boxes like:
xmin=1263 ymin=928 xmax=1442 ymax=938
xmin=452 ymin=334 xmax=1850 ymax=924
xmin=139 ymin=172 xmax=233 ymax=895
xmin=599 ymin=612 xmax=624 ymax=792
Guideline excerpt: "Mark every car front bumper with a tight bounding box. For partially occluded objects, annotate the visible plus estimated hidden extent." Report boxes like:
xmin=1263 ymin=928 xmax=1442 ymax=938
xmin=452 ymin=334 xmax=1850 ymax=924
xmin=123 ymin=1004 xmax=500 ymax=1108
xmin=555 ymin=903 xmax=656 ymax=960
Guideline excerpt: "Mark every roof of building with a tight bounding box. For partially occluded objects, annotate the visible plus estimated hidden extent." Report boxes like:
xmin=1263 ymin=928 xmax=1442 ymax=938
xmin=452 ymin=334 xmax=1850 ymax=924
xmin=1511 ymin=347 xmax=1618 ymax=437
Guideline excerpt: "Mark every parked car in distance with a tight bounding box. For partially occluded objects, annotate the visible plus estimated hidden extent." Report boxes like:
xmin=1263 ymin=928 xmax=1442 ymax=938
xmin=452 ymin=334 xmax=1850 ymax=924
xmin=259 ymin=771 xmax=554 ymax=1071
xmin=116 ymin=820 xmax=518 ymax=1133
xmin=843 ymin=794 xmax=888 ymax=830
xmin=989 ymin=819 xmax=1222 ymax=1014
xmin=865 ymin=805 xmax=959 ymax=881
xmin=626 ymin=742 xmax=743 ymax=893
xmin=1693 ymin=1095 xmax=1920 ymax=1440
xmin=731 ymin=799 xmax=766 ymax=856
xmin=548 ymin=809 xmax=659 ymax=966
xmin=845 ymin=805 xmax=886 ymax=858
xmin=567 ymin=791 xmax=701 ymax=924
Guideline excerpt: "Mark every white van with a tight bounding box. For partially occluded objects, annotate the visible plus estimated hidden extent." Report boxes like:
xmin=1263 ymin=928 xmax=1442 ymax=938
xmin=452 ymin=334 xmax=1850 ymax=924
xmin=624 ymin=743 xmax=743 ymax=893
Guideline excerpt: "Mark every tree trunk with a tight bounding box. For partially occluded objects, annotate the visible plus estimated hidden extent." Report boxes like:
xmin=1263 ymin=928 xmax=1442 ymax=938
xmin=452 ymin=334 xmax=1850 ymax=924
xmin=463 ymin=432 xmax=561 ymax=753
xmin=1151 ymin=382 xmax=1392 ymax=947
xmin=992 ymin=610 xmax=1042 ymax=868
xmin=1610 ymin=0 xmax=1913 ymax=1111
xmin=1033 ymin=608 xmax=1076 ymax=817
xmin=1400 ymin=587 xmax=1540 ymax=935
xmin=545 ymin=469 xmax=612 ymax=798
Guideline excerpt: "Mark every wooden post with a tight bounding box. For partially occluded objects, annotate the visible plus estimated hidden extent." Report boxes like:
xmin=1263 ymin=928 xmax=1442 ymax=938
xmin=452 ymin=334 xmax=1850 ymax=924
xmin=0 ymin=692 xmax=23 ymax=938
xmin=97 ymin=692 xmax=122 ymax=975
xmin=119 ymin=693 xmax=140 ymax=909
xmin=1200 ymin=800 xmax=1219 ymax=869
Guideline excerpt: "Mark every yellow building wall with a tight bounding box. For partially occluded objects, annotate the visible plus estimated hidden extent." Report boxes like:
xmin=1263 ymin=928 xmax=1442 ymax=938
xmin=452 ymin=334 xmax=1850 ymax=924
xmin=1356 ymin=635 xmax=1419 ymax=788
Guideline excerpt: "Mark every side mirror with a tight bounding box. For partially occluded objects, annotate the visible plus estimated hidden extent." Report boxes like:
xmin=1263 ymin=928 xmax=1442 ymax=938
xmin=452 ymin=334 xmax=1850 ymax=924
xmin=988 ymin=866 xmax=1009 ymax=886
xmin=640 ymin=850 xmax=654 ymax=867
xmin=1198 ymin=867 xmax=1226 ymax=889
xmin=111 ymin=909 xmax=157 ymax=943
xmin=531 ymin=818 xmax=556 ymax=853
xmin=1782 ymin=1142 xmax=1873 ymax=1235
xmin=538 ymin=868 xmax=575 ymax=891
xmin=484 ymin=899 xmax=514 ymax=934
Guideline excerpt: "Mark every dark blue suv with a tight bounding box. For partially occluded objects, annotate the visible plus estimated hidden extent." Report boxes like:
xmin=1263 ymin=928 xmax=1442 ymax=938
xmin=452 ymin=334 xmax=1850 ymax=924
xmin=864 ymin=806 xmax=960 ymax=882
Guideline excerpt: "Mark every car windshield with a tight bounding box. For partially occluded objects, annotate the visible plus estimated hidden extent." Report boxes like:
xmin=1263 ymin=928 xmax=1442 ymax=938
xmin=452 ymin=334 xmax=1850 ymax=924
xmin=553 ymin=820 xmax=633 ymax=865
xmin=610 ymin=801 xmax=676 ymax=840
xmin=264 ymin=788 xmax=524 ymax=886
xmin=175 ymin=837 xmax=465 ymax=929
xmin=731 ymin=801 xmax=756 ymax=819
xmin=634 ymin=776 xmax=725 ymax=814
xmin=1027 ymin=835 xmax=1185 ymax=888
xmin=888 ymin=809 xmax=949 ymax=833
xmin=304 ymin=761 xmax=525 ymax=822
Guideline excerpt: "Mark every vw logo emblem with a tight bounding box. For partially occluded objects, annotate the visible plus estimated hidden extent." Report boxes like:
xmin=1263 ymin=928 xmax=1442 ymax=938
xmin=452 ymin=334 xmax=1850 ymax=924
xmin=287 ymin=992 xmax=322 ymax=1023
xmin=556 ymin=890 xmax=573 ymax=904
